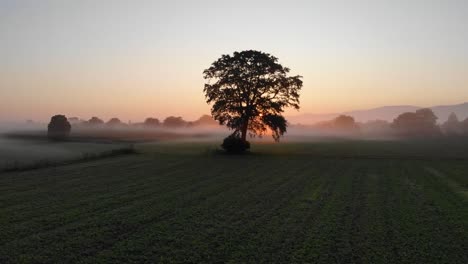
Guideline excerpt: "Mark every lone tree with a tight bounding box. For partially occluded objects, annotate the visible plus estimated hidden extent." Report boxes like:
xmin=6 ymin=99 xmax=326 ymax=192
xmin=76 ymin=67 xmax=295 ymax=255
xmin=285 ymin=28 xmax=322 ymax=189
xmin=47 ymin=115 xmax=71 ymax=140
xmin=88 ymin=116 xmax=104 ymax=126
xmin=106 ymin=118 xmax=123 ymax=127
xmin=203 ymin=50 xmax=302 ymax=148
xmin=144 ymin=117 xmax=160 ymax=127
xmin=163 ymin=116 xmax=187 ymax=128
xmin=333 ymin=115 xmax=359 ymax=131
xmin=442 ymin=112 xmax=461 ymax=135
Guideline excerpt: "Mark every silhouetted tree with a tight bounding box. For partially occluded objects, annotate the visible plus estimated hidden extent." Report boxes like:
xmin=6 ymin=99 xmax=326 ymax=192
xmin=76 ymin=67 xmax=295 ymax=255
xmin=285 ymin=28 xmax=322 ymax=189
xmin=203 ymin=50 xmax=302 ymax=146
xmin=47 ymin=115 xmax=71 ymax=140
xmin=106 ymin=118 xmax=123 ymax=127
xmin=392 ymin=108 xmax=440 ymax=137
xmin=333 ymin=115 xmax=359 ymax=131
xmin=192 ymin=115 xmax=218 ymax=127
xmin=163 ymin=116 xmax=187 ymax=128
xmin=144 ymin=117 xmax=160 ymax=127
xmin=442 ymin=112 xmax=461 ymax=136
xmin=415 ymin=108 xmax=438 ymax=126
xmin=88 ymin=117 xmax=104 ymax=126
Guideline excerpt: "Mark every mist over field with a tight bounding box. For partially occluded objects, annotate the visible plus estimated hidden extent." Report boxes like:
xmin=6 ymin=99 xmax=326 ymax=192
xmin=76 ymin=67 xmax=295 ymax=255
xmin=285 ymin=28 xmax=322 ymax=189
xmin=0 ymin=120 xmax=450 ymax=171
xmin=0 ymin=136 xmax=130 ymax=170
xmin=2 ymin=102 xmax=467 ymax=172
xmin=0 ymin=123 xmax=367 ymax=171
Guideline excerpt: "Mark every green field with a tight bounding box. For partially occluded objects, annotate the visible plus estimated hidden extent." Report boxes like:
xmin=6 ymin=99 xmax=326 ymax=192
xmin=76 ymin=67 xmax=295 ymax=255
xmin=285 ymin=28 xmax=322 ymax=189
xmin=1 ymin=140 xmax=468 ymax=263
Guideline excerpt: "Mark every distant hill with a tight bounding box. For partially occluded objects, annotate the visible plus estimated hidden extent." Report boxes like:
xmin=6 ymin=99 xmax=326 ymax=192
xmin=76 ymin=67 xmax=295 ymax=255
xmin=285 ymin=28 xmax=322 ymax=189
xmin=288 ymin=102 xmax=468 ymax=124
xmin=431 ymin=103 xmax=468 ymax=122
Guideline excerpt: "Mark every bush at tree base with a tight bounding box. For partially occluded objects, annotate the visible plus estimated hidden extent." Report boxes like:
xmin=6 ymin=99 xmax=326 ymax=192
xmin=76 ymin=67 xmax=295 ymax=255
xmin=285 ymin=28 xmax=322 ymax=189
xmin=221 ymin=135 xmax=250 ymax=154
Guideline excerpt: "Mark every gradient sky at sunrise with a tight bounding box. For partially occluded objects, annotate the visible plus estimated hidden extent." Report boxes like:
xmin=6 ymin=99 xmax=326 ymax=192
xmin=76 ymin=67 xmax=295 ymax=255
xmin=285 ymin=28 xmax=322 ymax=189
xmin=1 ymin=0 xmax=468 ymax=122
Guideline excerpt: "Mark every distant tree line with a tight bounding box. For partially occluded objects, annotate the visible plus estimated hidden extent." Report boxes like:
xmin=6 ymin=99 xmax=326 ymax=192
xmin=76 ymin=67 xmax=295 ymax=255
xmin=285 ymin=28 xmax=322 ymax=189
xmin=65 ymin=114 xmax=219 ymax=128
xmin=388 ymin=108 xmax=468 ymax=137
xmin=314 ymin=115 xmax=360 ymax=134
xmin=46 ymin=114 xmax=221 ymax=140
xmin=48 ymin=109 xmax=468 ymax=141
xmin=308 ymin=108 xmax=468 ymax=138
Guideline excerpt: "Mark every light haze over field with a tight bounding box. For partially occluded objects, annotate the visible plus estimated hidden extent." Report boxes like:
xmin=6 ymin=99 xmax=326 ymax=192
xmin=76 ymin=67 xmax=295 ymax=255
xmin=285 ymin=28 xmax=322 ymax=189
xmin=1 ymin=0 xmax=468 ymax=122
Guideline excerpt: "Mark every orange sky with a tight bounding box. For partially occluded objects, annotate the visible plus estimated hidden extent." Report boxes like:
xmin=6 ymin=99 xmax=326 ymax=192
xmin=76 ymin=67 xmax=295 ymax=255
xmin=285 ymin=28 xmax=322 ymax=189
xmin=1 ymin=1 xmax=468 ymax=122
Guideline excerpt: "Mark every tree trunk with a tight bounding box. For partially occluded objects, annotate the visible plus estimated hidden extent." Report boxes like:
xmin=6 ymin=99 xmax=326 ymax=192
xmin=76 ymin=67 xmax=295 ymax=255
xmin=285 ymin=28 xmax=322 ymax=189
xmin=241 ymin=120 xmax=248 ymax=141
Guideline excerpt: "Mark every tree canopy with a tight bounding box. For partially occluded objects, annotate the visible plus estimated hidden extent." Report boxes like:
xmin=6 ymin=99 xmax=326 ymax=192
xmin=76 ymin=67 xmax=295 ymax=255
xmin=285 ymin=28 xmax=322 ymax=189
xmin=47 ymin=115 xmax=71 ymax=140
xmin=203 ymin=50 xmax=302 ymax=142
xmin=392 ymin=108 xmax=440 ymax=137
xmin=442 ymin=112 xmax=461 ymax=135
xmin=163 ymin=116 xmax=187 ymax=128
xmin=144 ymin=117 xmax=160 ymax=127
xmin=107 ymin=118 xmax=124 ymax=127
xmin=333 ymin=115 xmax=358 ymax=130
xmin=88 ymin=117 xmax=104 ymax=126
xmin=192 ymin=115 xmax=218 ymax=127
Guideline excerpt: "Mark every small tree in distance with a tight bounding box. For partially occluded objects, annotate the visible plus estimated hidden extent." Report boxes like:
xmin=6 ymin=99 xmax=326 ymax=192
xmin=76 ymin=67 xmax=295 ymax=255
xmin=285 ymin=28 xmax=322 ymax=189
xmin=192 ymin=115 xmax=218 ymax=127
xmin=442 ymin=112 xmax=461 ymax=135
xmin=106 ymin=118 xmax=123 ymax=127
xmin=47 ymin=115 xmax=71 ymax=140
xmin=144 ymin=117 xmax=160 ymax=127
xmin=392 ymin=108 xmax=440 ymax=137
xmin=163 ymin=116 xmax=187 ymax=128
xmin=333 ymin=115 xmax=359 ymax=131
xmin=88 ymin=117 xmax=104 ymax=126
xmin=203 ymin=50 xmax=302 ymax=152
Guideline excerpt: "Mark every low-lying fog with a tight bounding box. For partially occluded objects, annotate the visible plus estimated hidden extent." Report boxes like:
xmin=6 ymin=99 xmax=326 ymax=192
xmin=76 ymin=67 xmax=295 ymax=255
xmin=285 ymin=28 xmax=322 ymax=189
xmin=2 ymin=112 xmax=466 ymax=171
xmin=0 ymin=119 xmax=396 ymax=171
xmin=0 ymin=136 xmax=129 ymax=170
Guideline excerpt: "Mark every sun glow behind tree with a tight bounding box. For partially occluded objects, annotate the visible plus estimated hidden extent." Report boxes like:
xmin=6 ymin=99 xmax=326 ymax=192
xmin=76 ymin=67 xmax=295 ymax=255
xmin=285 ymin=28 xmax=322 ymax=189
xmin=203 ymin=50 xmax=302 ymax=145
